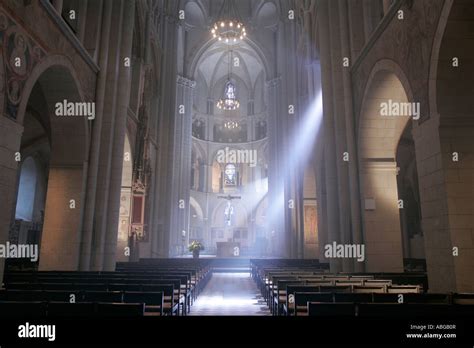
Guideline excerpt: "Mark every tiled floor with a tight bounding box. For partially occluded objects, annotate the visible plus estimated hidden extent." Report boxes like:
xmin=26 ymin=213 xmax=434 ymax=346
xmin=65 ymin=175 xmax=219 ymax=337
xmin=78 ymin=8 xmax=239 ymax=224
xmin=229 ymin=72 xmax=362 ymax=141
xmin=189 ymin=272 xmax=270 ymax=316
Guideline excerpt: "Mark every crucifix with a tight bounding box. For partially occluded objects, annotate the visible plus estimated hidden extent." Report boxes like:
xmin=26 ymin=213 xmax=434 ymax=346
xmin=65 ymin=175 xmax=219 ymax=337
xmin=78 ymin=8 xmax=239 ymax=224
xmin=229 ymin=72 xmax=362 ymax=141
xmin=218 ymin=194 xmax=241 ymax=227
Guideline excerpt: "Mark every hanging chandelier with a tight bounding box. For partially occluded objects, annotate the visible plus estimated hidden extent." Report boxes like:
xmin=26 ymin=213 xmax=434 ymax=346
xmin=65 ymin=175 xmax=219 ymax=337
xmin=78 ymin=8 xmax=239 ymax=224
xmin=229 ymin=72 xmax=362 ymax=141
xmin=217 ymin=79 xmax=240 ymax=111
xmin=217 ymin=48 xmax=240 ymax=115
xmin=211 ymin=0 xmax=246 ymax=44
xmin=224 ymin=120 xmax=239 ymax=129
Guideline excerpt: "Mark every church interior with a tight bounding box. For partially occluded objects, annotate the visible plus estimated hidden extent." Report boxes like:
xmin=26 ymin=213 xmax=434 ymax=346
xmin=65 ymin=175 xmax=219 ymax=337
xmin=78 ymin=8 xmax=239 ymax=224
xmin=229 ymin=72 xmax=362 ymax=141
xmin=0 ymin=0 xmax=473 ymax=344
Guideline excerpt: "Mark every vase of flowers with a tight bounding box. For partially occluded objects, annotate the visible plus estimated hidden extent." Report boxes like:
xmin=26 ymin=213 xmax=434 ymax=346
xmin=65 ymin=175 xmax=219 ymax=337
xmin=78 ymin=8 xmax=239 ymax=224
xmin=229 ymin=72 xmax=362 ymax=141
xmin=188 ymin=241 xmax=204 ymax=259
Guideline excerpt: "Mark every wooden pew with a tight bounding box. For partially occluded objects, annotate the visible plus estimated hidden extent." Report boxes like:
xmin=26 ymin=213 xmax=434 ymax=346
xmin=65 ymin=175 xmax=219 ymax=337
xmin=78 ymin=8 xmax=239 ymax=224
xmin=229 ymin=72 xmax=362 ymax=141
xmin=295 ymin=293 xmax=333 ymax=316
xmin=308 ymin=302 xmax=355 ymax=316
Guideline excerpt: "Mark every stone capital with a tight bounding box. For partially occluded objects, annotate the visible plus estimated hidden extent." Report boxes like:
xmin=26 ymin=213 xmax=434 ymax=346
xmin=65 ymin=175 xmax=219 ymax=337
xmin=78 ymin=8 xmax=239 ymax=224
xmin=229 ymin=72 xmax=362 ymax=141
xmin=265 ymin=76 xmax=281 ymax=89
xmin=177 ymin=75 xmax=196 ymax=89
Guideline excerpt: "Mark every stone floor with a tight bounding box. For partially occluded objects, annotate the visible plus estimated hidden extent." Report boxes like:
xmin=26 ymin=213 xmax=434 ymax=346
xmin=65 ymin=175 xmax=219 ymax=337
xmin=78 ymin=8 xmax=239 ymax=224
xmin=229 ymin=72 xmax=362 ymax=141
xmin=189 ymin=272 xmax=270 ymax=316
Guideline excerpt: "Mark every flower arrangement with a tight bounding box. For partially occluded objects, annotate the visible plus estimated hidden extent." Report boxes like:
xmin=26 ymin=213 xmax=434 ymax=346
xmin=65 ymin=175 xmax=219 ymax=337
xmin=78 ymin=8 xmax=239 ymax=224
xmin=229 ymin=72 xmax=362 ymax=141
xmin=188 ymin=240 xmax=204 ymax=252
xmin=188 ymin=241 xmax=204 ymax=259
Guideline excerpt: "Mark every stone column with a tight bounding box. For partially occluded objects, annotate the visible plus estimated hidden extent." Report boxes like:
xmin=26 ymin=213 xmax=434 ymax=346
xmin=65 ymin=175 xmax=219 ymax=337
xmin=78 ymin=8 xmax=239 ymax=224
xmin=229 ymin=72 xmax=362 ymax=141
xmin=169 ymin=76 xmax=195 ymax=256
xmin=328 ymin=0 xmax=352 ymax=271
xmin=90 ymin=0 xmax=124 ymax=271
xmin=413 ymin=117 xmax=474 ymax=292
xmin=90 ymin=1 xmax=123 ymax=271
xmin=79 ymin=0 xmax=113 ymax=271
xmin=319 ymin=0 xmax=342 ymax=272
xmin=0 ymin=116 xmax=23 ymax=282
xmin=361 ymin=160 xmax=404 ymax=272
xmin=266 ymin=77 xmax=285 ymax=257
xmin=277 ymin=16 xmax=303 ymax=259
xmin=338 ymin=0 xmax=365 ymax=272
xmin=438 ymin=122 xmax=474 ymax=292
xmin=152 ymin=15 xmax=179 ymax=258
xmin=102 ymin=0 xmax=135 ymax=271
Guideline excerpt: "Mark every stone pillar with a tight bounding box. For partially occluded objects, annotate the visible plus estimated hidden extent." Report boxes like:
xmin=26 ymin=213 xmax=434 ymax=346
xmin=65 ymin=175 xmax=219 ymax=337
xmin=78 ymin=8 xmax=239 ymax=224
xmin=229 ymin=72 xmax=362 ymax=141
xmin=79 ymin=0 xmax=113 ymax=271
xmin=90 ymin=0 xmax=124 ymax=271
xmin=0 ymin=116 xmax=23 ymax=282
xmin=438 ymin=122 xmax=474 ymax=292
xmin=277 ymin=16 xmax=303 ymax=259
xmin=319 ymin=0 xmax=342 ymax=272
xmin=338 ymin=0 xmax=365 ymax=272
xmin=39 ymin=164 xmax=86 ymax=270
xmin=413 ymin=117 xmax=474 ymax=292
xmin=102 ymin=0 xmax=135 ymax=271
xmin=361 ymin=160 xmax=404 ymax=272
xmin=152 ymin=15 xmax=179 ymax=258
xmin=327 ymin=0 xmax=352 ymax=271
xmin=266 ymin=77 xmax=285 ymax=257
xmin=169 ymin=76 xmax=195 ymax=256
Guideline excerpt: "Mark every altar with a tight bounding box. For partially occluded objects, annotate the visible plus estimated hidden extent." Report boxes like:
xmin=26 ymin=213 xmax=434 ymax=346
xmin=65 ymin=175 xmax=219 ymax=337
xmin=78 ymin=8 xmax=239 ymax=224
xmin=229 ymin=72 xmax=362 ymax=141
xmin=216 ymin=241 xmax=240 ymax=258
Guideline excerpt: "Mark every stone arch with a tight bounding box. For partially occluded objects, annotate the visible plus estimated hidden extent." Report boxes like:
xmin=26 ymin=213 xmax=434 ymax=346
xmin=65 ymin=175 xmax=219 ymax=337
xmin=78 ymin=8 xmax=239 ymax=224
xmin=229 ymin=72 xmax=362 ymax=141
xmin=357 ymin=59 xmax=416 ymax=273
xmin=17 ymin=55 xmax=86 ymax=126
xmin=189 ymin=38 xmax=272 ymax=80
xmin=15 ymin=55 xmax=89 ymax=271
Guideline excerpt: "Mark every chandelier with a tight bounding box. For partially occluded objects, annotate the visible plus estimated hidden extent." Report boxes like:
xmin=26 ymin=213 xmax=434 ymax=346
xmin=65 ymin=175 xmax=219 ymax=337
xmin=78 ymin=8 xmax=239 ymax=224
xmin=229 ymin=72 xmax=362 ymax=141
xmin=217 ymin=80 xmax=240 ymax=111
xmin=217 ymin=47 xmax=240 ymax=114
xmin=211 ymin=0 xmax=246 ymax=44
xmin=224 ymin=120 xmax=239 ymax=129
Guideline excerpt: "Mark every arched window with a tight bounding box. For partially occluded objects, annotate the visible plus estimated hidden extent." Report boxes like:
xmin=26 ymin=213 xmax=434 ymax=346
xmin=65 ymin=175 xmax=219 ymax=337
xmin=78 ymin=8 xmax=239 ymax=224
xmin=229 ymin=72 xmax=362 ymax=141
xmin=15 ymin=157 xmax=37 ymax=221
xmin=224 ymin=164 xmax=236 ymax=186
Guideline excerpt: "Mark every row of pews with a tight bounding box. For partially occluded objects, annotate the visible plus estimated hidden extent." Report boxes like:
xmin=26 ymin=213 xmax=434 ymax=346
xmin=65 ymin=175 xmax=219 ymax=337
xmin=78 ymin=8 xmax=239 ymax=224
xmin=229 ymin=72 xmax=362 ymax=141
xmin=251 ymin=259 xmax=474 ymax=317
xmin=0 ymin=259 xmax=212 ymax=317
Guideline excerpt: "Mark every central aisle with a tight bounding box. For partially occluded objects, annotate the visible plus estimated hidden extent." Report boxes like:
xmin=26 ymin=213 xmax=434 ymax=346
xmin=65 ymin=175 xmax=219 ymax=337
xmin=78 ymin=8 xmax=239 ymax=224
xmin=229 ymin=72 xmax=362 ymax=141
xmin=189 ymin=272 xmax=271 ymax=316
